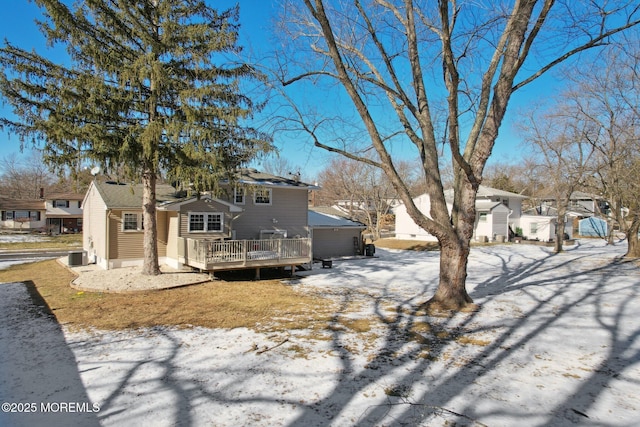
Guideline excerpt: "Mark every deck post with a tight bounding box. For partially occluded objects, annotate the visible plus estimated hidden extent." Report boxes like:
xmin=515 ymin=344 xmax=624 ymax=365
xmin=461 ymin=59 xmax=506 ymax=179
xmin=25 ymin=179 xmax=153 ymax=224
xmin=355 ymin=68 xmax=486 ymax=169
xmin=255 ymin=267 xmax=260 ymax=280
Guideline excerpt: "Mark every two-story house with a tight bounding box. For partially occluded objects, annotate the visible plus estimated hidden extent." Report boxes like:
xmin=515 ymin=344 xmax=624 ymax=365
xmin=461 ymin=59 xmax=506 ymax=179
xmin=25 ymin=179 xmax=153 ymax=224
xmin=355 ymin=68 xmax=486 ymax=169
xmin=82 ymin=169 xmax=318 ymax=275
xmin=395 ymin=186 xmax=560 ymax=242
xmin=0 ymin=192 xmax=84 ymax=233
xmin=45 ymin=192 xmax=84 ymax=234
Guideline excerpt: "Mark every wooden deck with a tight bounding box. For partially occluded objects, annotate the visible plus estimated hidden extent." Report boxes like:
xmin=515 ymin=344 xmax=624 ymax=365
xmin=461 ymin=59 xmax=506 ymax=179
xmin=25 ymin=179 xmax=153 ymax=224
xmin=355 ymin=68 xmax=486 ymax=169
xmin=178 ymin=237 xmax=312 ymax=274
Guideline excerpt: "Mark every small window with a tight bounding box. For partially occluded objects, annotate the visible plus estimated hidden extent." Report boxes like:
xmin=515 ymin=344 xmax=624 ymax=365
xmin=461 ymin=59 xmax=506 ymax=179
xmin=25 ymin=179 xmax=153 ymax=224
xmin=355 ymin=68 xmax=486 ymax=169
xmin=530 ymin=223 xmax=538 ymax=235
xmin=5 ymin=211 xmax=13 ymax=220
xmin=254 ymin=188 xmax=272 ymax=205
xmin=123 ymin=212 xmax=142 ymax=231
xmin=77 ymin=218 xmax=83 ymax=227
xmin=478 ymin=213 xmax=487 ymax=222
xmin=29 ymin=211 xmax=40 ymax=221
xmin=189 ymin=213 xmax=205 ymax=231
xmin=54 ymin=200 xmax=69 ymax=208
xmin=188 ymin=212 xmax=223 ymax=233
xmin=15 ymin=211 xmax=29 ymax=219
xmin=234 ymin=188 xmax=245 ymax=205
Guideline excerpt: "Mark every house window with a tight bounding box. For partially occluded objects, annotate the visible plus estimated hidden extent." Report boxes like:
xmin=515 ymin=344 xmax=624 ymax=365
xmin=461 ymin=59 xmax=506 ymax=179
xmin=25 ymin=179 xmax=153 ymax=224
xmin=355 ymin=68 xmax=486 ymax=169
xmin=530 ymin=223 xmax=538 ymax=235
xmin=5 ymin=211 xmax=13 ymax=220
xmin=123 ymin=212 xmax=143 ymax=231
xmin=234 ymin=188 xmax=245 ymax=205
xmin=29 ymin=211 xmax=40 ymax=221
xmin=478 ymin=213 xmax=488 ymax=222
xmin=502 ymin=198 xmax=510 ymax=208
xmin=54 ymin=200 xmax=70 ymax=208
xmin=15 ymin=211 xmax=29 ymax=219
xmin=254 ymin=188 xmax=272 ymax=205
xmin=188 ymin=212 xmax=223 ymax=233
xmin=77 ymin=218 xmax=83 ymax=227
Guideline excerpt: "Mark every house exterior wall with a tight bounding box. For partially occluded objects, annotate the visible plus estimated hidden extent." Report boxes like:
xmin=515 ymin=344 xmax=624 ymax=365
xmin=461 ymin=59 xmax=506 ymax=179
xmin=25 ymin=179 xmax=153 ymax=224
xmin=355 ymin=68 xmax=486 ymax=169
xmin=83 ymin=185 xmax=108 ymax=266
xmin=165 ymin=212 xmax=180 ymax=263
xmin=178 ymin=198 xmax=233 ymax=240
xmin=519 ymin=215 xmax=555 ymax=241
xmin=394 ymin=194 xmax=439 ymax=241
xmin=0 ymin=214 xmax=46 ymax=231
xmin=105 ymin=209 xmax=168 ymax=268
xmin=46 ymin=198 xmax=83 ymax=233
xmin=226 ymin=187 xmax=310 ymax=240
xmin=312 ymin=227 xmax=363 ymax=259
xmin=579 ymin=217 xmax=608 ymax=237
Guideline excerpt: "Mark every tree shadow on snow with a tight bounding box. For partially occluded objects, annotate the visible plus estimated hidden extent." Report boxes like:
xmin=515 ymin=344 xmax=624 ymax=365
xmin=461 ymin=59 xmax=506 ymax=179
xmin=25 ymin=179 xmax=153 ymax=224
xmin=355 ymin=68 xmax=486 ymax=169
xmin=0 ymin=281 xmax=100 ymax=427
xmin=54 ymin=243 xmax=639 ymax=426
xmin=283 ymin=245 xmax=640 ymax=426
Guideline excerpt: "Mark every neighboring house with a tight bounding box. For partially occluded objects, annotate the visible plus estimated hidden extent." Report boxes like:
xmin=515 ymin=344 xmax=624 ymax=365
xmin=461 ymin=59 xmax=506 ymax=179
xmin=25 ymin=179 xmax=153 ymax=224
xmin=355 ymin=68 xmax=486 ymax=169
xmin=45 ymin=192 xmax=84 ymax=234
xmin=0 ymin=191 xmax=84 ymax=233
xmin=395 ymin=186 xmax=559 ymax=242
xmin=83 ymin=170 xmax=317 ymax=274
xmin=0 ymin=198 xmax=46 ymax=231
xmin=539 ymin=191 xmax=609 ymax=217
xmin=309 ymin=206 xmax=367 ymax=259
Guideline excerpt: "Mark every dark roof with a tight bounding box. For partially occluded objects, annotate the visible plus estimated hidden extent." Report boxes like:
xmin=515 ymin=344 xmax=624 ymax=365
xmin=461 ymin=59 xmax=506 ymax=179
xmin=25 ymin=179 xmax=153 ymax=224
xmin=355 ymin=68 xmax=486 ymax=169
xmin=235 ymin=168 xmax=319 ymax=189
xmin=46 ymin=192 xmax=84 ymax=201
xmin=93 ymin=181 xmax=183 ymax=209
xmin=0 ymin=198 xmax=45 ymax=210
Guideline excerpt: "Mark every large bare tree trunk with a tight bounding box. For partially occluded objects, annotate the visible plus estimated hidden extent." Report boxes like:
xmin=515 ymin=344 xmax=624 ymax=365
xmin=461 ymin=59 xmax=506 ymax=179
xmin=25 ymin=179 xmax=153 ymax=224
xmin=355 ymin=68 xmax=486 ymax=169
xmin=142 ymin=168 xmax=160 ymax=275
xmin=554 ymin=210 xmax=566 ymax=253
xmin=625 ymin=216 xmax=640 ymax=258
xmin=422 ymin=238 xmax=475 ymax=311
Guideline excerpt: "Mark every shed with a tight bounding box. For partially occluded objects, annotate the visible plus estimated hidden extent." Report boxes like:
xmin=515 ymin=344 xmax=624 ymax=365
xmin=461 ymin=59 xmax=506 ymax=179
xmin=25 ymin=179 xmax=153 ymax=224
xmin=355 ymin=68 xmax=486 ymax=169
xmin=309 ymin=207 xmax=366 ymax=259
xmin=579 ymin=217 xmax=608 ymax=238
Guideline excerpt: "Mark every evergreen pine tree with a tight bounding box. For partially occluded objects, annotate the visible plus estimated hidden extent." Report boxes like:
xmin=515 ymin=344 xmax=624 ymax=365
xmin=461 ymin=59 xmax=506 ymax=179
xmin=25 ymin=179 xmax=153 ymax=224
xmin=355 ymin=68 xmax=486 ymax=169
xmin=0 ymin=0 xmax=271 ymax=274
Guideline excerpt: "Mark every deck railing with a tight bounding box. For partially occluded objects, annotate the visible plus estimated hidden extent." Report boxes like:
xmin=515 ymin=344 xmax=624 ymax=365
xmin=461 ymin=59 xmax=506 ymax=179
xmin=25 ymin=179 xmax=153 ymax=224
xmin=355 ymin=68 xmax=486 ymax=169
xmin=179 ymin=237 xmax=312 ymax=271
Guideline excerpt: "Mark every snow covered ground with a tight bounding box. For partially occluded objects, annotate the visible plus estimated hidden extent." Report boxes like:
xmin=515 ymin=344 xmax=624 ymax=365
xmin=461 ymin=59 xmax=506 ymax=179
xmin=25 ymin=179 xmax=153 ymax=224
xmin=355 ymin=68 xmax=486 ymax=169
xmin=1 ymin=239 xmax=639 ymax=426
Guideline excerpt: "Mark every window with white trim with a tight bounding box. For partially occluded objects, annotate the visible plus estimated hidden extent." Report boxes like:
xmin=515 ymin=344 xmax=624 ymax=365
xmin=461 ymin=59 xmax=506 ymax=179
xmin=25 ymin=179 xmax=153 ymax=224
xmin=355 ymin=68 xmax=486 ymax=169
xmin=53 ymin=200 xmax=69 ymax=208
xmin=478 ymin=212 xmax=488 ymax=222
xmin=530 ymin=223 xmax=538 ymax=235
xmin=123 ymin=212 xmax=143 ymax=231
xmin=254 ymin=188 xmax=272 ymax=205
xmin=188 ymin=212 xmax=223 ymax=232
xmin=234 ymin=188 xmax=245 ymax=205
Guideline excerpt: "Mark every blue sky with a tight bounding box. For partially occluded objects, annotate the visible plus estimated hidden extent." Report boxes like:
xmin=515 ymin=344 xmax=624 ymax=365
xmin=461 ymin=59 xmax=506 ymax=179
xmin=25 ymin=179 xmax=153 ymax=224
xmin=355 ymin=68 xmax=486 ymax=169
xmin=0 ymin=1 xmax=552 ymax=180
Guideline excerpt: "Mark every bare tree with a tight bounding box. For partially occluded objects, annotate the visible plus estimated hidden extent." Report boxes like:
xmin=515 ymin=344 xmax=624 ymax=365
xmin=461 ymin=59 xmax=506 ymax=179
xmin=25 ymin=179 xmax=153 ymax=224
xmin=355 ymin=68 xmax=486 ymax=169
xmin=316 ymin=157 xmax=417 ymax=239
xmin=519 ymin=102 xmax=596 ymax=252
xmin=567 ymin=44 xmax=640 ymax=257
xmin=0 ymin=151 xmax=55 ymax=198
xmin=274 ymin=1 xmax=639 ymax=311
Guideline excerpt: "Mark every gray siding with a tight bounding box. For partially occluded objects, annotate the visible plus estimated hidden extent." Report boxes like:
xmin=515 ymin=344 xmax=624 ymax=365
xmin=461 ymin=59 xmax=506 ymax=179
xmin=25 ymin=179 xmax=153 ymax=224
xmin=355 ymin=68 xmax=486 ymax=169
xmin=312 ymin=228 xmax=362 ymax=259
xmin=225 ymin=187 xmax=310 ymax=240
xmin=178 ymin=199 xmax=232 ymax=239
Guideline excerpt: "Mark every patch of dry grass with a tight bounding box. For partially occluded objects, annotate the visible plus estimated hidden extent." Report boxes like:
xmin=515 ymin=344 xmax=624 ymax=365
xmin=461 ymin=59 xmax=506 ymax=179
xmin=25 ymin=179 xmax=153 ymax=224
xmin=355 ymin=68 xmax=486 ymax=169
xmin=374 ymin=238 xmax=440 ymax=252
xmin=0 ymin=233 xmax=82 ymax=250
xmin=0 ymin=260 xmax=337 ymax=332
